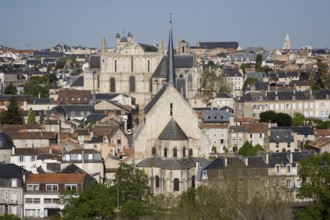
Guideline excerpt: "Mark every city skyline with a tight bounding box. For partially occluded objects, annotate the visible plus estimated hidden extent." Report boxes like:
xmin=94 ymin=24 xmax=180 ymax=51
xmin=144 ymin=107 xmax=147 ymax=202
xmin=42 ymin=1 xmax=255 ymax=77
xmin=2 ymin=0 xmax=330 ymax=50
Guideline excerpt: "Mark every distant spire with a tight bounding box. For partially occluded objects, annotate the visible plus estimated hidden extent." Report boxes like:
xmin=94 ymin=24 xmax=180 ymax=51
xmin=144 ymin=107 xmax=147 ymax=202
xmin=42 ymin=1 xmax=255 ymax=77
xmin=101 ymin=37 xmax=107 ymax=55
xmin=159 ymin=37 xmax=164 ymax=55
xmin=167 ymin=13 xmax=176 ymax=86
xmin=283 ymin=34 xmax=290 ymax=50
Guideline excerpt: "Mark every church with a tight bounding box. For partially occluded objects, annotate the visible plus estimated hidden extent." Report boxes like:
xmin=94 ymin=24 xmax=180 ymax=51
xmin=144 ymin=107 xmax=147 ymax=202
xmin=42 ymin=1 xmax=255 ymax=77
xmin=97 ymin=25 xmax=202 ymax=107
xmin=134 ymin=18 xmax=210 ymax=195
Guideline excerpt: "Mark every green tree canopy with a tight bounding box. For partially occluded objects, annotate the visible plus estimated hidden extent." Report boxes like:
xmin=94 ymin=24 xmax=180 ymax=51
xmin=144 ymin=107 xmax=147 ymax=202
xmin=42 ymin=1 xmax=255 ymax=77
xmin=238 ymin=141 xmax=264 ymax=156
xmin=259 ymin=111 xmax=292 ymax=126
xmin=240 ymin=63 xmax=251 ymax=74
xmin=312 ymin=57 xmax=329 ymax=90
xmin=1 ymin=96 xmax=24 ymax=125
xmin=27 ymin=108 xmax=36 ymax=124
xmin=292 ymin=112 xmax=305 ymax=126
xmin=255 ymin=54 xmax=263 ymax=72
xmin=243 ymin=77 xmax=259 ymax=90
xmin=23 ymin=74 xmax=57 ymax=98
xmin=297 ymin=152 xmax=330 ymax=219
xmin=4 ymin=83 xmax=17 ymax=95
xmin=61 ymin=182 xmax=116 ymax=220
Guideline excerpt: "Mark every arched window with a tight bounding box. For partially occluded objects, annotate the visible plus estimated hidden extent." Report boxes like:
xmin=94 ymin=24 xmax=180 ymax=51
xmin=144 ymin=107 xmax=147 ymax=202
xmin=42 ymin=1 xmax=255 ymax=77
xmin=155 ymin=176 xmax=160 ymax=188
xmin=170 ymin=103 xmax=173 ymax=116
xmin=88 ymin=154 xmax=93 ymax=160
xmin=114 ymin=60 xmax=117 ymax=72
xmin=151 ymin=147 xmax=156 ymax=156
xmin=164 ymin=148 xmax=168 ymax=157
xmin=189 ymin=149 xmax=193 ymax=156
xmin=173 ymin=148 xmax=177 ymax=157
xmin=192 ymin=175 xmax=196 ymax=188
xmin=147 ymin=60 xmax=150 ymax=73
xmin=65 ymin=154 xmax=71 ymax=161
xmin=129 ymin=76 xmax=136 ymax=92
xmin=131 ymin=57 xmax=134 ymax=72
xmin=77 ymin=154 xmax=82 ymax=161
xmin=110 ymin=78 xmax=116 ymax=92
xmin=183 ymin=147 xmax=186 ymax=157
xmin=173 ymin=178 xmax=179 ymax=191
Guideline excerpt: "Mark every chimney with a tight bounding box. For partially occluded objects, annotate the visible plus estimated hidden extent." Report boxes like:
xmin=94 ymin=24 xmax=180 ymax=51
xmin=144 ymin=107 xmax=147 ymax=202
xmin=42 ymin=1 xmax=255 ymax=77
xmin=224 ymin=158 xmax=228 ymax=167
xmin=266 ymin=153 xmax=269 ymax=164
xmin=49 ymin=147 xmax=52 ymax=154
xmin=12 ymin=146 xmax=15 ymax=155
xmin=288 ymin=152 xmax=293 ymax=163
xmin=244 ymin=157 xmax=248 ymax=166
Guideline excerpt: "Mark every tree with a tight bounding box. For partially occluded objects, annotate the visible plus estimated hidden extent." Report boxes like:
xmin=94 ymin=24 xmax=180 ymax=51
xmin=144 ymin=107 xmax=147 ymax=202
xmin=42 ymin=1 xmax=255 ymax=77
xmin=259 ymin=111 xmax=292 ymax=126
xmin=4 ymin=83 xmax=17 ymax=95
xmin=243 ymin=77 xmax=259 ymax=90
xmin=292 ymin=112 xmax=305 ymax=126
xmin=61 ymin=182 xmax=116 ymax=220
xmin=39 ymin=109 xmax=45 ymax=124
xmin=115 ymin=163 xmax=150 ymax=219
xmin=238 ymin=141 xmax=264 ymax=156
xmin=312 ymin=57 xmax=329 ymax=90
xmin=276 ymin=112 xmax=292 ymax=126
xmin=1 ymin=96 xmax=24 ymax=124
xmin=259 ymin=110 xmax=276 ymax=123
xmin=27 ymin=108 xmax=36 ymax=124
xmin=296 ymin=152 xmax=330 ymax=219
xmin=23 ymin=74 xmax=57 ymax=98
xmin=255 ymin=54 xmax=263 ymax=72
xmin=240 ymin=63 xmax=251 ymax=74
xmin=0 ymin=214 xmax=20 ymax=220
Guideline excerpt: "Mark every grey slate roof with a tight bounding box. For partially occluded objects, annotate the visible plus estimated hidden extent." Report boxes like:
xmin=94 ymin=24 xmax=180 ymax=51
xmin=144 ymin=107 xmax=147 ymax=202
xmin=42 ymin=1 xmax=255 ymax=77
xmin=0 ymin=132 xmax=14 ymax=149
xmin=197 ymin=42 xmax=239 ymax=50
xmin=269 ymin=129 xmax=294 ymax=142
xmin=136 ymin=156 xmax=209 ymax=170
xmin=90 ymin=55 xmax=100 ymax=68
xmin=144 ymin=84 xmax=167 ymax=114
xmin=84 ymin=113 xmax=108 ymax=123
xmin=152 ymin=55 xmax=195 ymax=78
xmin=158 ymin=118 xmax=188 ymax=140
xmin=70 ymin=76 xmax=84 ymax=87
xmin=0 ymin=163 xmax=28 ymax=179
xmin=139 ymin=43 xmax=158 ymax=52
xmin=202 ymin=109 xmax=231 ymax=123
xmin=272 ymin=126 xmax=314 ymax=135
xmin=224 ymin=68 xmax=243 ymax=77
xmin=229 ymin=125 xmax=245 ymax=133
xmin=267 ymin=151 xmax=310 ymax=168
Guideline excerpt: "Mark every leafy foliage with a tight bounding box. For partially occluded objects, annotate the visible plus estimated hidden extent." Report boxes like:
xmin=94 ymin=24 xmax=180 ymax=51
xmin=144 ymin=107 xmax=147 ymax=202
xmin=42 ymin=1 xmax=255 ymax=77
xmin=255 ymin=54 xmax=263 ymax=72
xmin=240 ymin=63 xmax=251 ymax=74
xmin=4 ymin=83 xmax=17 ymax=95
xmin=238 ymin=141 xmax=264 ymax=156
xmin=292 ymin=112 xmax=305 ymax=126
xmin=312 ymin=57 xmax=329 ymax=90
xmin=27 ymin=108 xmax=36 ymax=124
xmin=61 ymin=163 xmax=150 ymax=220
xmin=0 ymin=214 xmax=20 ymax=220
xmin=23 ymin=74 xmax=57 ymax=98
xmin=243 ymin=77 xmax=259 ymax=90
xmin=259 ymin=110 xmax=292 ymax=126
xmin=1 ymin=96 xmax=24 ymax=124
xmin=297 ymin=152 xmax=330 ymax=219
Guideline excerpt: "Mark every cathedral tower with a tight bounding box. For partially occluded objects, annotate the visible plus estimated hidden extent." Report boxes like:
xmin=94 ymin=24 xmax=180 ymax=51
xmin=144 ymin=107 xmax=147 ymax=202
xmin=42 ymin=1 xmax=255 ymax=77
xmin=283 ymin=34 xmax=291 ymax=50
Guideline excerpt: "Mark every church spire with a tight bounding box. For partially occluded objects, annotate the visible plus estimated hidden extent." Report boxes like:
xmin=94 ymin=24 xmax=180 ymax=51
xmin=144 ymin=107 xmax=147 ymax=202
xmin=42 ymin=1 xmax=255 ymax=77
xmin=167 ymin=13 xmax=176 ymax=86
xmin=101 ymin=37 xmax=107 ymax=55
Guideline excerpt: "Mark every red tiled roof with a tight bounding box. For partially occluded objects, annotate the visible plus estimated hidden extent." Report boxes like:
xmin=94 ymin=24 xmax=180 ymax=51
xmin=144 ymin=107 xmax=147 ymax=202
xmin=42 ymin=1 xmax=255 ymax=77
xmin=244 ymin=123 xmax=268 ymax=133
xmin=315 ymin=129 xmax=330 ymax=137
xmin=308 ymin=137 xmax=330 ymax=149
xmin=26 ymin=173 xmax=86 ymax=183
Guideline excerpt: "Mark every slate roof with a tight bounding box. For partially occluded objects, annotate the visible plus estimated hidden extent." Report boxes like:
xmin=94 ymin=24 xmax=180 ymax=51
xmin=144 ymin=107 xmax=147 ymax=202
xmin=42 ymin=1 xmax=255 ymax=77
xmin=139 ymin=43 xmax=158 ymax=52
xmin=268 ymin=129 xmax=294 ymax=143
xmin=84 ymin=113 xmax=108 ymax=123
xmin=202 ymin=109 xmax=231 ymax=123
xmin=71 ymin=76 xmax=84 ymax=87
xmin=271 ymin=126 xmax=314 ymax=135
xmin=229 ymin=125 xmax=245 ymax=133
xmin=266 ymin=151 xmax=310 ymax=168
xmin=0 ymin=132 xmax=14 ymax=149
xmin=95 ymin=93 xmax=119 ymax=101
xmin=144 ymin=84 xmax=167 ymax=114
xmin=90 ymin=55 xmax=100 ymax=68
xmin=197 ymin=42 xmax=239 ymax=50
xmin=136 ymin=156 xmax=209 ymax=170
xmin=0 ymin=163 xmax=28 ymax=179
xmin=152 ymin=55 xmax=195 ymax=78
xmin=224 ymin=68 xmax=243 ymax=77
xmin=215 ymin=92 xmax=232 ymax=98
xmin=158 ymin=118 xmax=188 ymax=140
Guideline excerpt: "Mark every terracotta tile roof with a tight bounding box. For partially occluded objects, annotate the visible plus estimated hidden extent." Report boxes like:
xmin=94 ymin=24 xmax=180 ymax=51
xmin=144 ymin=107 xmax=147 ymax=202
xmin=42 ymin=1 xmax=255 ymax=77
xmin=202 ymin=123 xmax=228 ymax=129
xmin=244 ymin=123 xmax=268 ymax=133
xmin=58 ymin=89 xmax=91 ymax=104
xmin=308 ymin=137 xmax=330 ymax=149
xmin=26 ymin=173 xmax=86 ymax=183
xmin=234 ymin=117 xmax=253 ymax=123
xmin=7 ymin=132 xmax=57 ymax=139
xmin=315 ymin=129 xmax=330 ymax=137
xmin=60 ymin=132 xmax=78 ymax=140
xmin=93 ymin=125 xmax=115 ymax=137
xmin=14 ymin=146 xmax=62 ymax=156
xmin=2 ymin=124 xmax=44 ymax=132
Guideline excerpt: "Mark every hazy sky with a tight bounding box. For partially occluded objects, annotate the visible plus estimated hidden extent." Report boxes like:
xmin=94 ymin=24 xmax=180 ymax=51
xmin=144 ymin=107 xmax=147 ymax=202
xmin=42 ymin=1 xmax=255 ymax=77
xmin=2 ymin=0 xmax=330 ymax=50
